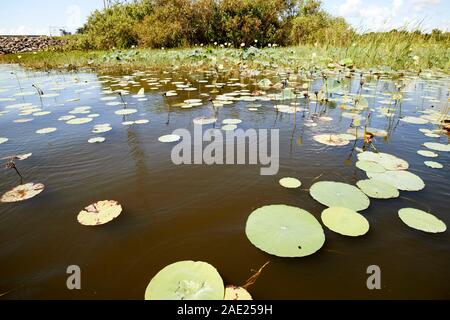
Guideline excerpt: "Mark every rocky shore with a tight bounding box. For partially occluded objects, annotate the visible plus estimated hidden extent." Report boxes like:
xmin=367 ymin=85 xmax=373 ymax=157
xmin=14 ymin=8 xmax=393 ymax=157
xmin=0 ymin=36 xmax=66 ymax=54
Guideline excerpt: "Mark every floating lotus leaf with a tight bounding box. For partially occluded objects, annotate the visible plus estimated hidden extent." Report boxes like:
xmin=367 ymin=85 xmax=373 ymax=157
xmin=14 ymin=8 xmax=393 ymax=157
xmin=0 ymin=137 xmax=8 ymax=144
xmin=224 ymin=286 xmax=252 ymax=300
xmin=106 ymin=101 xmax=122 ymax=106
xmin=398 ymin=208 xmax=446 ymax=233
xmin=14 ymin=118 xmax=34 ymax=123
xmin=115 ymin=109 xmax=137 ymax=115
xmin=77 ymin=200 xmax=122 ymax=226
xmin=377 ymin=153 xmax=409 ymax=171
xmin=135 ymin=119 xmax=149 ymax=124
xmin=357 ymin=152 xmax=408 ymax=171
xmin=423 ymin=142 xmax=450 ymax=152
xmin=400 ymin=116 xmax=428 ymax=124
xmin=221 ymin=124 xmax=237 ymax=131
xmin=417 ymin=150 xmax=438 ymax=158
xmin=310 ymin=181 xmax=370 ymax=211
xmin=321 ymin=207 xmax=369 ymax=237
xmin=425 ymin=133 xmax=440 ymax=138
xmin=36 ymin=127 xmax=57 ymax=134
xmin=313 ymin=134 xmax=350 ymax=146
xmin=337 ymin=133 xmax=357 ymax=141
xmin=145 ymin=261 xmax=224 ymax=300
xmin=158 ymin=134 xmax=181 ymax=143
xmin=245 ymin=205 xmax=325 ymax=258
xmin=193 ymin=117 xmax=217 ymax=125
xmin=367 ymin=171 xmax=424 ymax=191
xmin=59 ymin=115 xmax=76 ymax=121
xmin=0 ymin=183 xmax=45 ymax=203
xmin=365 ymin=127 xmax=388 ymax=137
xmin=93 ymin=125 xmax=112 ymax=133
xmin=222 ymin=119 xmax=242 ymax=125
xmin=279 ymin=177 xmax=301 ymax=189
xmin=356 ymin=179 xmax=399 ymax=199
xmin=15 ymin=153 xmax=32 ymax=161
xmin=88 ymin=137 xmax=106 ymax=144
xmin=66 ymin=118 xmax=93 ymax=125
xmin=355 ymin=160 xmax=386 ymax=173
xmin=424 ymin=161 xmax=443 ymax=169
xmin=33 ymin=111 xmax=51 ymax=116
xmin=184 ymin=99 xmax=201 ymax=104
xmin=100 ymin=96 xmax=117 ymax=101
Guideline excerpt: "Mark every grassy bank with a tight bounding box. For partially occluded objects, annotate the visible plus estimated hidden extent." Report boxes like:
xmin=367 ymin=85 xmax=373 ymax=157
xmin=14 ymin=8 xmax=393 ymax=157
xmin=1 ymin=42 xmax=449 ymax=73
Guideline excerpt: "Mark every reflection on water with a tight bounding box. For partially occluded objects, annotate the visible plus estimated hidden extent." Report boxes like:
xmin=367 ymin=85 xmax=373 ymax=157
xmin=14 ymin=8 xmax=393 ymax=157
xmin=0 ymin=64 xmax=449 ymax=299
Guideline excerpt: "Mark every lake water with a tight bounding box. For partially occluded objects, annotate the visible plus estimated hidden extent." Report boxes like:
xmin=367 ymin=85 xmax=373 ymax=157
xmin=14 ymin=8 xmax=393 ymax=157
xmin=0 ymin=64 xmax=449 ymax=299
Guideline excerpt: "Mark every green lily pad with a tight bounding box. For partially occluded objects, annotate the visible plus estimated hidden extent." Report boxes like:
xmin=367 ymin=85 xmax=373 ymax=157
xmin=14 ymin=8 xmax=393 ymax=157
xmin=355 ymin=160 xmax=386 ymax=173
xmin=158 ymin=134 xmax=181 ymax=143
xmin=145 ymin=261 xmax=224 ymax=300
xmin=398 ymin=208 xmax=446 ymax=233
xmin=423 ymin=142 xmax=450 ymax=152
xmin=224 ymin=286 xmax=252 ymax=300
xmin=356 ymin=179 xmax=399 ymax=199
xmin=310 ymin=181 xmax=370 ymax=211
xmin=245 ymin=205 xmax=325 ymax=258
xmin=357 ymin=152 xmax=408 ymax=171
xmin=400 ymin=116 xmax=428 ymax=124
xmin=367 ymin=171 xmax=425 ymax=191
xmin=417 ymin=150 xmax=438 ymax=158
xmin=424 ymin=161 xmax=443 ymax=169
xmin=321 ymin=207 xmax=369 ymax=237
xmin=279 ymin=177 xmax=301 ymax=188
xmin=313 ymin=134 xmax=349 ymax=146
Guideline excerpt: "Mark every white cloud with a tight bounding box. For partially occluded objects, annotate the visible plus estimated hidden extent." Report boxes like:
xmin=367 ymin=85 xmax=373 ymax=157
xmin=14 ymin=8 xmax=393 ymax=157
xmin=339 ymin=0 xmax=403 ymax=31
xmin=66 ymin=5 xmax=82 ymax=31
xmin=411 ymin=0 xmax=441 ymax=12
xmin=0 ymin=26 xmax=48 ymax=36
xmin=336 ymin=0 xmax=448 ymax=31
xmin=393 ymin=0 xmax=403 ymax=11
xmin=339 ymin=0 xmax=362 ymax=16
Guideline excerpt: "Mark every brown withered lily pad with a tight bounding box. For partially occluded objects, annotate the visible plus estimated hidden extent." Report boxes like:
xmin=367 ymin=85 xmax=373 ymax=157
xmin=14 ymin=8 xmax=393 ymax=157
xmin=77 ymin=200 xmax=123 ymax=226
xmin=0 ymin=183 xmax=45 ymax=203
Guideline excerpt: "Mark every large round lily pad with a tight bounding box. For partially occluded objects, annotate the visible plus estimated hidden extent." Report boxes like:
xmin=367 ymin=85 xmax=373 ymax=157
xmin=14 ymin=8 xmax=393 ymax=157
xmin=279 ymin=177 xmax=301 ymax=188
xmin=0 ymin=183 xmax=45 ymax=203
xmin=400 ymin=116 xmax=428 ymax=124
xmin=357 ymin=152 xmax=408 ymax=171
xmin=424 ymin=161 xmax=443 ymax=169
xmin=313 ymin=134 xmax=349 ymax=146
xmin=321 ymin=207 xmax=369 ymax=237
xmin=145 ymin=261 xmax=224 ymax=300
xmin=417 ymin=150 xmax=438 ymax=158
xmin=245 ymin=205 xmax=325 ymax=258
xmin=367 ymin=171 xmax=425 ymax=191
xmin=355 ymin=160 xmax=386 ymax=173
xmin=77 ymin=200 xmax=122 ymax=226
xmin=356 ymin=179 xmax=399 ymax=199
xmin=398 ymin=208 xmax=446 ymax=233
xmin=158 ymin=134 xmax=181 ymax=143
xmin=224 ymin=286 xmax=252 ymax=300
xmin=423 ymin=142 xmax=450 ymax=152
xmin=310 ymin=181 xmax=370 ymax=211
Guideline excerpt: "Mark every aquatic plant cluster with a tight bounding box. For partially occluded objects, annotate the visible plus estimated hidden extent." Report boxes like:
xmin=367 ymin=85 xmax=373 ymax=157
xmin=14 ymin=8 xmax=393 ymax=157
xmin=0 ymin=58 xmax=448 ymax=299
xmin=72 ymin=0 xmax=351 ymax=49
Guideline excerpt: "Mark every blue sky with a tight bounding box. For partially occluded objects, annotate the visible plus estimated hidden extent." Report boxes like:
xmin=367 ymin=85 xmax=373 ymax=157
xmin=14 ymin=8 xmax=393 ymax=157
xmin=0 ymin=0 xmax=448 ymax=35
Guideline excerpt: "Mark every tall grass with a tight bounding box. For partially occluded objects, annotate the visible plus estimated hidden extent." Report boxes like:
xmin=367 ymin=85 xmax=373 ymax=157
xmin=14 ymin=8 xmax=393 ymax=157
xmin=0 ymin=30 xmax=448 ymax=72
